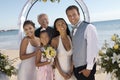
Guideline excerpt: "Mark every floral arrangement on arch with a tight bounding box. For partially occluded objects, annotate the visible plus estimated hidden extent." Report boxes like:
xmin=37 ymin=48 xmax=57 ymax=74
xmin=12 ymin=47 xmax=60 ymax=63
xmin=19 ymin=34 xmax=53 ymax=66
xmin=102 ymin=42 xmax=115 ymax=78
xmin=0 ymin=50 xmax=17 ymax=77
xmin=98 ymin=34 xmax=120 ymax=80
xmin=33 ymin=0 xmax=60 ymax=3
xmin=40 ymin=46 xmax=56 ymax=63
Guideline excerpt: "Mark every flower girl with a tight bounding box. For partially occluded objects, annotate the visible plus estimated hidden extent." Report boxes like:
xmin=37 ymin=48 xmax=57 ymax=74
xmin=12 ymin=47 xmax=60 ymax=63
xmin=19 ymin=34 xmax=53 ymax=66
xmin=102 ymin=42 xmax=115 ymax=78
xmin=36 ymin=30 xmax=56 ymax=80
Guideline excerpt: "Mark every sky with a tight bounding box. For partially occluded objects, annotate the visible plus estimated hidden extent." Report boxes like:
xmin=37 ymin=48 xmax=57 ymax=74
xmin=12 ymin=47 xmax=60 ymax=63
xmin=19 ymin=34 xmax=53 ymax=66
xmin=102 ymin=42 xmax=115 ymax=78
xmin=0 ymin=0 xmax=120 ymax=30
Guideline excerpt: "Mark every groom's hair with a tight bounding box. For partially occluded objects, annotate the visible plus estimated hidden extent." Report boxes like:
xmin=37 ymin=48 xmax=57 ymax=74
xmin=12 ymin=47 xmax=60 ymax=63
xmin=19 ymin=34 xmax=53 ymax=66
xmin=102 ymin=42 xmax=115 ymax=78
xmin=66 ymin=5 xmax=80 ymax=15
xmin=37 ymin=13 xmax=48 ymax=21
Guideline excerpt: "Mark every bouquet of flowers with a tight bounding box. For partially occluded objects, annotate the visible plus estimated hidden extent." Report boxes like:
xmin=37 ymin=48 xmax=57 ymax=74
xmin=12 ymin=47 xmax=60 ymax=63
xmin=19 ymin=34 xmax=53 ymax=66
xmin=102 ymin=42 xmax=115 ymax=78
xmin=41 ymin=46 xmax=56 ymax=63
xmin=98 ymin=34 xmax=120 ymax=80
xmin=0 ymin=50 xmax=17 ymax=77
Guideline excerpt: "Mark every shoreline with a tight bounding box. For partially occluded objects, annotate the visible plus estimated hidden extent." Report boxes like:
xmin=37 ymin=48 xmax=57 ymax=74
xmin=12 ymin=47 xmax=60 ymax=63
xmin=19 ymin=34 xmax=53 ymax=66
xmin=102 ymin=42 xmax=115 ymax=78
xmin=0 ymin=49 xmax=106 ymax=80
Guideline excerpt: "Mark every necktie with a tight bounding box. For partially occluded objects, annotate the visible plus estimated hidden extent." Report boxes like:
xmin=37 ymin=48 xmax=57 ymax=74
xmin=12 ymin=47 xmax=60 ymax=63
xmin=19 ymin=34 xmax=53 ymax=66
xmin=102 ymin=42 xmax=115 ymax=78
xmin=72 ymin=26 xmax=77 ymax=36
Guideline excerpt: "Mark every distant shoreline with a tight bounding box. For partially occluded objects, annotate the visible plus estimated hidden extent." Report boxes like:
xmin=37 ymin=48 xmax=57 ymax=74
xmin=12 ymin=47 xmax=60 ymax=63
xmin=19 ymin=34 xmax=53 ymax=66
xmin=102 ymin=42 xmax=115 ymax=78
xmin=0 ymin=19 xmax=120 ymax=32
xmin=0 ymin=29 xmax=18 ymax=32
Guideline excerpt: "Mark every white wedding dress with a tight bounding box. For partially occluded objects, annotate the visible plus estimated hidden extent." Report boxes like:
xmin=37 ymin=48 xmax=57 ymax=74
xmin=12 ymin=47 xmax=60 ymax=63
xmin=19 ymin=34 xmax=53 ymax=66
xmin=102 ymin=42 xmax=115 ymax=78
xmin=18 ymin=42 xmax=36 ymax=80
xmin=54 ymin=36 xmax=76 ymax=80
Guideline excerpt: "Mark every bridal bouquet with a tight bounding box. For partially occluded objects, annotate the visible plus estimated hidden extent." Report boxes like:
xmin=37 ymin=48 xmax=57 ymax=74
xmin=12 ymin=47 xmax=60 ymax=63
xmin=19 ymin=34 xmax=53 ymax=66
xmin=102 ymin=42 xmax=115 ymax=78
xmin=98 ymin=34 xmax=120 ymax=80
xmin=41 ymin=46 xmax=56 ymax=62
xmin=0 ymin=50 xmax=17 ymax=77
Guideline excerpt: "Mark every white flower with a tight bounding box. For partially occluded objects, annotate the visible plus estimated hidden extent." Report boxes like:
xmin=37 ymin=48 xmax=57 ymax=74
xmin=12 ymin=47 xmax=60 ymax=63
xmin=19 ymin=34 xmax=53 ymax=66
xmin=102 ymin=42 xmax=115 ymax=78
xmin=8 ymin=60 xmax=12 ymax=64
xmin=46 ymin=54 xmax=52 ymax=60
xmin=118 ymin=63 xmax=120 ymax=68
xmin=104 ymin=56 xmax=109 ymax=61
xmin=97 ymin=57 xmax=102 ymax=64
xmin=111 ymin=53 xmax=120 ymax=64
xmin=101 ymin=68 xmax=105 ymax=73
xmin=113 ymin=69 xmax=117 ymax=73
xmin=117 ymin=60 xmax=120 ymax=64
xmin=5 ymin=65 xmax=10 ymax=69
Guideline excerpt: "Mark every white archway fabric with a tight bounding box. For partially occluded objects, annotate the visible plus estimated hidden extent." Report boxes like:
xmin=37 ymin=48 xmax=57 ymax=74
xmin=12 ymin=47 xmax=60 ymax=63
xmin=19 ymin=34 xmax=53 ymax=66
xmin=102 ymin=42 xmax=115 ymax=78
xmin=18 ymin=0 xmax=90 ymax=44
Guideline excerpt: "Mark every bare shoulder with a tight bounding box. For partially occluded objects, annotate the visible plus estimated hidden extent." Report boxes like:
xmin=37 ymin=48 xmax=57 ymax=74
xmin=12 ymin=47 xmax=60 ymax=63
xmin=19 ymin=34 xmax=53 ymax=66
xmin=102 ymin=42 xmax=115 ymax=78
xmin=20 ymin=37 xmax=29 ymax=48
xmin=21 ymin=37 xmax=29 ymax=43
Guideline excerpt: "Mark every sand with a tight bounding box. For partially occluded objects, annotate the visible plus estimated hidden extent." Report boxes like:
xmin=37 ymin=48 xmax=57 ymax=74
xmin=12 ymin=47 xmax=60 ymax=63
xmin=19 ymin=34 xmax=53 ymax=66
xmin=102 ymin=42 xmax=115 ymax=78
xmin=0 ymin=49 xmax=107 ymax=80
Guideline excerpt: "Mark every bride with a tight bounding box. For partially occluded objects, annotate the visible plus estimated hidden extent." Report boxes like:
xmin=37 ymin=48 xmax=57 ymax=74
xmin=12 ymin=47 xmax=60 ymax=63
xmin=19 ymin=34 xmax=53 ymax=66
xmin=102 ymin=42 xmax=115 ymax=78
xmin=51 ymin=18 xmax=76 ymax=80
xmin=18 ymin=20 xmax=40 ymax=80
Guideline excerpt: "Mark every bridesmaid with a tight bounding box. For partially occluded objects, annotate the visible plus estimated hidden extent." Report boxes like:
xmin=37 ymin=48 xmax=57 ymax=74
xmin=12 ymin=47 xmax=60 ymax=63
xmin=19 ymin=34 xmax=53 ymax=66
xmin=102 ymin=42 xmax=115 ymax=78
xmin=18 ymin=20 xmax=40 ymax=80
xmin=36 ymin=30 xmax=54 ymax=80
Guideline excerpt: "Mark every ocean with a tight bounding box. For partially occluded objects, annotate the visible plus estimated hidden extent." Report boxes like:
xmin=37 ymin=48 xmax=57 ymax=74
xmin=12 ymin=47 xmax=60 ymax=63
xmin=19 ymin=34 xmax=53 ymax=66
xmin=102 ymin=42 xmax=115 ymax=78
xmin=0 ymin=19 xmax=120 ymax=50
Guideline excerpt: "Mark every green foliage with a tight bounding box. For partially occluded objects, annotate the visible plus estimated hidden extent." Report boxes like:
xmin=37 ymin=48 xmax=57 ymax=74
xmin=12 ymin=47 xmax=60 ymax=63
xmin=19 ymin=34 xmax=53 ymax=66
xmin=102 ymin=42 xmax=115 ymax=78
xmin=0 ymin=51 xmax=17 ymax=77
xmin=98 ymin=34 xmax=120 ymax=80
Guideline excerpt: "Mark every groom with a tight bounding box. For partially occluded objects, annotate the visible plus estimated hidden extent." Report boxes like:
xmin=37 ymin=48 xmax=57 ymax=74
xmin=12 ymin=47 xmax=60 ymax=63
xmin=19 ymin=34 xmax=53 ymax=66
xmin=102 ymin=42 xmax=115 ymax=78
xmin=66 ymin=5 xmax=99 ymax=80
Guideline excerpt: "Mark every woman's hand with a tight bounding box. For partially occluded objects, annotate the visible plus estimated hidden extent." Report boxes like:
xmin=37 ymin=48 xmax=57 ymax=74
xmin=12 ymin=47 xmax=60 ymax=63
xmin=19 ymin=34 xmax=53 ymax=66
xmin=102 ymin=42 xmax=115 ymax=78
xmin=79 ymin=69 xmax=91 ymax=77
xmin=62 ymin=72 xmax=71 ymax=80
xmin=68 ymin=72 xmax=72 ymax=78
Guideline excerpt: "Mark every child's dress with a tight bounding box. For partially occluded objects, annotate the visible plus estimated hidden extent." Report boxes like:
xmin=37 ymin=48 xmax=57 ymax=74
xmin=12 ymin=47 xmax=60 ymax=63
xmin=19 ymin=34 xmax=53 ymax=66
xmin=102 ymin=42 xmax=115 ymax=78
xmin=36 ymin=52 xmax=53 ymax=80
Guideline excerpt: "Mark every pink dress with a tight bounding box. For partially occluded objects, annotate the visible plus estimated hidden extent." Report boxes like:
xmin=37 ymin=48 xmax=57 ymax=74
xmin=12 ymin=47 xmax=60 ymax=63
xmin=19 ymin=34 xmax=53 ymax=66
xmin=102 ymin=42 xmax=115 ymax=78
xmin=36 ymin=53 xmax=53 ymax=80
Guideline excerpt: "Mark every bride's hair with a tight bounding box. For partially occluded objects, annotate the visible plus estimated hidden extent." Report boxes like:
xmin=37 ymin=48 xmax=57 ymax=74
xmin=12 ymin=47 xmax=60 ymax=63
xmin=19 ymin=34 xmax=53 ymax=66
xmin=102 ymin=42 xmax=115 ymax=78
xmin=53 ymin=18 xmax=71 ymax=38
xmin=23 ymin=20 xmax=35 ymax=28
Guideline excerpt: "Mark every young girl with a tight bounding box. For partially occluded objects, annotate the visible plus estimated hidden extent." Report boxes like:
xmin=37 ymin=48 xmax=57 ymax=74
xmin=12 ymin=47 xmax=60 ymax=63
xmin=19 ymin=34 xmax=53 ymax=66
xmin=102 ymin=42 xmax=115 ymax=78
xmin=36 ymin=30 xmax=54 ymax=80
xmin=18 ymin=20 xmax=40 ymax=80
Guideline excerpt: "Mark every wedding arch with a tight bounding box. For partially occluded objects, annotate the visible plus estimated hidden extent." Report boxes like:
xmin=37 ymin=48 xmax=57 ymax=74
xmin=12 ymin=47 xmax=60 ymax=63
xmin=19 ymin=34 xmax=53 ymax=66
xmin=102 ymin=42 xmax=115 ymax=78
xmin=18 ymin=0 xmax=90 ymax=43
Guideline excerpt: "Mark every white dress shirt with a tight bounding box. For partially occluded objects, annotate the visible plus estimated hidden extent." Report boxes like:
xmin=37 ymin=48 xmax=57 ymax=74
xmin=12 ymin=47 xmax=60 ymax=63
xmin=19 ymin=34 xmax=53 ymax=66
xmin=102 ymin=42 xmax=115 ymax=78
xmin=72 ymin=21 xmax=99 ymax=70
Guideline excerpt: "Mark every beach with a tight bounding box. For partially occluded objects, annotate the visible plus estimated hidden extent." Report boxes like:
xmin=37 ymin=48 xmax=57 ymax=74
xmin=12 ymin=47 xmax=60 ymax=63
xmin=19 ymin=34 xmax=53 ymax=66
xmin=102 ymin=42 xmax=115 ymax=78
xmin=1 ymin=49 xmax=107 ymax=80
xmin=1 ymin=49 xmax=20 ymax=80
xmin=1 ymin=19 xmax=120 ymax=80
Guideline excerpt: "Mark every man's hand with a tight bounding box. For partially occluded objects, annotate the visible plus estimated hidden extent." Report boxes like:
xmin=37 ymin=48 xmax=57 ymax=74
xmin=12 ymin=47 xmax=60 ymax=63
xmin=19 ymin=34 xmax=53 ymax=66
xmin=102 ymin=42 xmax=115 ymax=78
xmin=62 ymin=73 xmax=71 ymax=80
xmin=79 ymin=69 xmax=91 ymax=77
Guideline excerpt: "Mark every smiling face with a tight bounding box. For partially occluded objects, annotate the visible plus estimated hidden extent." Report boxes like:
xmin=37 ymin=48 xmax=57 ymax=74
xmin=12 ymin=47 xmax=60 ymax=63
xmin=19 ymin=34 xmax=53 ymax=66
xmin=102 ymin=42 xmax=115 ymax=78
xmin=55 ymin=19 xmax=67 ymax=33
xmin=40 ymin=32 xmax=50 ymax=46
xmin=23 ymin=24 xmax=35 ymax=37
xmin=38 ymin=14 xmax=49 ymax=28
xmin=66 ymin=9 xmax=80 ymax=25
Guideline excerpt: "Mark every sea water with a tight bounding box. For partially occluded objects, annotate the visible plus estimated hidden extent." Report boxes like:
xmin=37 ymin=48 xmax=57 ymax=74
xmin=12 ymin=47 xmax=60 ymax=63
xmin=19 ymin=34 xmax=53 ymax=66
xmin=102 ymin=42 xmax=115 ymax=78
xmin=0 ymin=19 xmax=120 ymax=50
